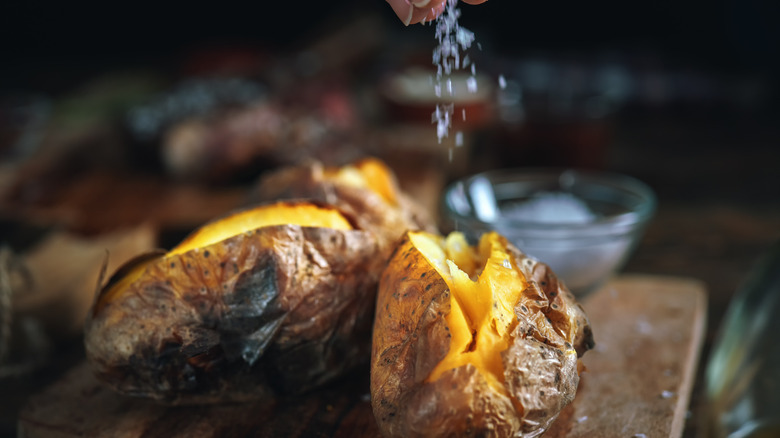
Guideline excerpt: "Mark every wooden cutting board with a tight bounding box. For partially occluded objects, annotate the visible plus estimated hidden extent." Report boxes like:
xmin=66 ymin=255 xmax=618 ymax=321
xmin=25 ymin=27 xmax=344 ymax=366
xmin=18 ymin=275 xmax=707 ymax=438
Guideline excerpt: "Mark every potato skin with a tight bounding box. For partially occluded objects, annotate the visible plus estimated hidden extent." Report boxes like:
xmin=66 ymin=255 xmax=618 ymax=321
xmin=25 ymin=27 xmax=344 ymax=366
xmin=371 ymin=233 xmax=594 ymax=437
xmin=253 ymin=160 xmax=437 ymax=254
xmin=85 ymin=217 xmax=383 ymax=404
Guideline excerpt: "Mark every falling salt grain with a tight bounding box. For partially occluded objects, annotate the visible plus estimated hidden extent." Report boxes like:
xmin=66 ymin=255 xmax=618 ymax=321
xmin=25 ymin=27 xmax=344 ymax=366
xmin=501 ymin=259 xmax=512 ymax=269
xmin=661 ymin=390 xmax=675 ymax=399
xmin=462 ymin=108 xmax=467 ymax=121
xmin=466 ymin=76 xmax=478 ymax=93
xmin=437 ymin=117 xmax=449 ymax=140
xmin=456 ymin=27 xmax=475 ymax=47
xmin=632 ymin=434 xmax=647 ymax=438
xmin=498 ymin=74 xmax=507 ymax=89
xmin=432 ymin=0 xmax=476 ymax=142
xmin=576 ymin=416 xmax=588 ymax=423
xmin=455 ymin=131 xmax=464 ymax=147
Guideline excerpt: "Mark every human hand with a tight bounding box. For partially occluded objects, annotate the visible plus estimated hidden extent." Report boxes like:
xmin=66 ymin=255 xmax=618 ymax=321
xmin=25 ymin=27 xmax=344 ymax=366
xmin=386 ymin=0 xmax=487 ymax=26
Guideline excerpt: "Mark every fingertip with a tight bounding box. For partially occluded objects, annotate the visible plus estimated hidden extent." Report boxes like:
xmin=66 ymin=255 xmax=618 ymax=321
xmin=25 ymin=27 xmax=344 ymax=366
xmin=403 ymin=9 xmax=415 ymax=26
xmin=408 ymin=7 xmax=438 ymax=25
xmin=415 ymin=0 xmax=446 ymax=25
xmin=390 ymin=0 xmax=450 ymax=26
xmin=423 ymin=3 xmax=446 ymax=23
xmin=387 ymin=0 xmax=414 ymax=26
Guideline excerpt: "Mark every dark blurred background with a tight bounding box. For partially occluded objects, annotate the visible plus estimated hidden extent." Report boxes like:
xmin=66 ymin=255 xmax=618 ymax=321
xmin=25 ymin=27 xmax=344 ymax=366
xmin=1 ymin=1 xmax=779 ymax=436
xmin=2 ymin=0 xmax=779 ymax=92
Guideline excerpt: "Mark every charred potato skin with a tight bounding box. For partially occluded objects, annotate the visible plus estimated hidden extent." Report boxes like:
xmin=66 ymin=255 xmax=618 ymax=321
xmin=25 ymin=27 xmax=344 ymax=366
xmin=370 ymin=233 xmax=594 ymax=437
xmin=253 ymin=160 xmax=437 ymax=253
xmin=85 ymin=220 xmax=383 ymax=404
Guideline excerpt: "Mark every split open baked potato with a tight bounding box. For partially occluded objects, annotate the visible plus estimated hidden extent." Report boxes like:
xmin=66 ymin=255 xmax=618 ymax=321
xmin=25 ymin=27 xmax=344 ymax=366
xmin=85 ymin=201 xmax=384 ymax=404
xmin=371 ymin=230 xmax=594 ymax=437
xmin=253 ymin=157 xmax=437 ymax=254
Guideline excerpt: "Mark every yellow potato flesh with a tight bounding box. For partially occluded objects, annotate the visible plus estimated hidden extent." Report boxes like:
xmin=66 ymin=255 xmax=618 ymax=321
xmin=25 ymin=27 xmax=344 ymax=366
xmin=354 ymin=158 xmax=399 ymax=206
xmin=170 ymin=204 xmax=352 ymax=256
xmin=97 ymin=204 xmax=353 ymax=312
xmin=409 ymin=231 xmax=526 ymax=393
xmin=326 ymin=158 xmax=399 ymax=206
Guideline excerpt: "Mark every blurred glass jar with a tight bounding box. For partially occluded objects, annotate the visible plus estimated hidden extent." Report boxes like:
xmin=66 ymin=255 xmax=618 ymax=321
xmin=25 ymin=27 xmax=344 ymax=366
xmin=491 ymin=57 xmax=630 ymax=169
xmin=442 ymin=168 xmax=656 ymax=297
xmin=705 ymin=241 xmax=780 ymax=438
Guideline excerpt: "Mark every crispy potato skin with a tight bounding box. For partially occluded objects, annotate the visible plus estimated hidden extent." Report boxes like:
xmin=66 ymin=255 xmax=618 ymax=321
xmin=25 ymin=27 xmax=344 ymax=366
xmin=253 ymin=160 xmax=437 ymax=254
xmin=85 ymin=222 xmax=383 ymax=404
xmin=371 ymin=233 xmax=594 ymax=437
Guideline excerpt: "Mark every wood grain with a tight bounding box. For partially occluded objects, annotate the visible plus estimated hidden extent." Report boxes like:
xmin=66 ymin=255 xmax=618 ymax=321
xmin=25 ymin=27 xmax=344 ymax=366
xmin=546 ymin=275 xmax=707 ymax=438
xmin=18 ymin=275 xmax=707 ymax=438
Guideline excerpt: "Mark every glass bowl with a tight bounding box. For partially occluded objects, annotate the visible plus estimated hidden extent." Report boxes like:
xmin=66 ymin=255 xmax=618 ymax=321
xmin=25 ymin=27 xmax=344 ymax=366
xmin=442 ymin=168 xmax=656 ymax=297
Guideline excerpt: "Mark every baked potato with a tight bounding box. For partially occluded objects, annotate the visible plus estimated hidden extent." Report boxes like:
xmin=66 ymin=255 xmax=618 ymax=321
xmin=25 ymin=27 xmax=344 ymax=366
xmin=253 ymin=157 xmax=437 ymax=254
xmin=371 ymin=230 xmax=594 ymax=437
xmin=85 ymin=201 xmax=383 ymax=404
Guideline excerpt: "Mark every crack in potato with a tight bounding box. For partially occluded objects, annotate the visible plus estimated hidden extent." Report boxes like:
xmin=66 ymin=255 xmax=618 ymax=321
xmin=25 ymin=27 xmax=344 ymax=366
xmin=371 ymin=228 xmax=594 ymax=438
xmin=171 ymin=203 xmax=353 ymax=256
xmin=464 ymin=329 xmax=477 ymax=353
xmin=409 ymin=231 xmax=527 ymax=395
xmin=95 ymin=204 xmax=353 ymax=316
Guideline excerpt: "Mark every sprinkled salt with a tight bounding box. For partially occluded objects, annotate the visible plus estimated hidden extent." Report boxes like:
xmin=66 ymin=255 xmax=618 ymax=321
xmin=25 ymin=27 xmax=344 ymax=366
xmin=577 ymin=415 xmax=588 ymax=423
xmin=433 ymin=103 xmax=454 ymax=141
xmin=632 ymin=434 xmax=648 ymax=438
xmin=456 ymin=27 xmax=475 ymax=48
xmin=502 ymin=192 xmax=596 ymax=224
xmin=636 ymin=318 xmax=653 ymax=335
xmin=432 ymin=0 xmax=477 ymax=144
xmin=498 ymin=74 xmax=507 ymax=89
xmin=455 ymin=131 xmax=464 ymax=147
xmin=438 ymin=118 xmax=450 ymax=140
xmin=661 ymin=390 xmax=675 ymax=399
xmin=501 ymin=259 xmax=512 ymax=269
xmin=466 ymin=76 xmax=478 ymax=93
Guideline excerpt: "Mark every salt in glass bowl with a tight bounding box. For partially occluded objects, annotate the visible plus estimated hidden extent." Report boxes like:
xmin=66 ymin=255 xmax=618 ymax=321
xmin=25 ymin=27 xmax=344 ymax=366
xmin=442 ymin=168 xmax=656 ymax=297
